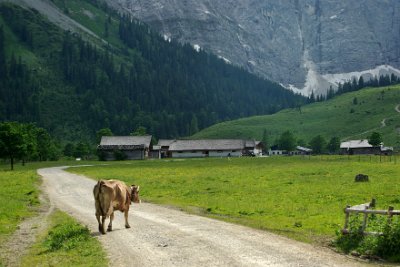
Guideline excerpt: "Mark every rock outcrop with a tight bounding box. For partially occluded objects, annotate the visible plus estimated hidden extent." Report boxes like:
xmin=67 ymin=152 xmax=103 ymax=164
xmin=108 ymin=0 xmax=400 ymax=95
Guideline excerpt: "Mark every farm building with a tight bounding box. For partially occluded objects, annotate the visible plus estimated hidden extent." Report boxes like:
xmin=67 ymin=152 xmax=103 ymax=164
xmin=158 ymin=139 xmax=176 ymax=158
xmin=158 ymin=139 xmax=264 ymax=158
xmin=98 ymin=136 xmax=152 ymax=160
xmin=340 ymin=140 xmax=393 ymax=155
xmin=294 ymin=146 xmax=312 ymax=155
xmin=267 ymin=146 xmax=312 ymax=156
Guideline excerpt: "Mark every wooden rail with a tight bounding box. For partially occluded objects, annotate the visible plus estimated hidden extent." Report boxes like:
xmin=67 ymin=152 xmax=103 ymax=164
xmin=342 ymin=198 xmax=400 ymax=235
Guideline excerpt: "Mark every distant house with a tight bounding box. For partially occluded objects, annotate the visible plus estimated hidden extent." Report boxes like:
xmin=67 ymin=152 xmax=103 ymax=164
xmin=98 ymin=136 xmax=152 ymax=160
xmin=158 ymin=139 xmax=264 ymax=158
xmin=340 ymin=139 xmax=393 ymax=155
xmin=294 ymin=146 xmax=312 ymax=155
xmin=267 ymin=149 xmax=286 ymax=156
xmin=267 ymin=146 xmax=312 ymax=156
xmin=244 ymin=140 xmax=264 ymax=156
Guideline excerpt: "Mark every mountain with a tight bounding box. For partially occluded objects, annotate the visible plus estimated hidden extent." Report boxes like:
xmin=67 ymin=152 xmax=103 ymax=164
xmin=192 ymin=85 xmax=400 ymax=147
xmin=107 ymin=0 xmax=400 ymax=96
xmin=0 ymin=0 xmax=304 ymax=142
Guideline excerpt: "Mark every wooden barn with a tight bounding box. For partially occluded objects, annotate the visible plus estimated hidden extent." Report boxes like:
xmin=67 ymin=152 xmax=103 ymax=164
xmin=98 ymin=136 xmax=152 ymax=160
xmin=340 ymin=140 xmax=393 ymax=155
xmin=159 ymin=139 xmax=264 ymax=158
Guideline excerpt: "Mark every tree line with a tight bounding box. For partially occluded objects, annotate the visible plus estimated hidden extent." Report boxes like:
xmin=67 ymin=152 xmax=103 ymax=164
xmin=0 ymin=122 xmax=59 ymax=170
xmin=308 ymin=73 xmax=400 ymax=103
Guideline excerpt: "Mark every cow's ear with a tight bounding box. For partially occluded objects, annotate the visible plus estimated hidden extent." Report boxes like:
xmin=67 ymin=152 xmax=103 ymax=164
xmin=131 ymin=185 xmax=140 ymax=192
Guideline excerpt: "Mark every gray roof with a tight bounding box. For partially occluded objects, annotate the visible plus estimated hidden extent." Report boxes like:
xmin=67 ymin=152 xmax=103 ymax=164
xmin=168 ymin=139 xmax=246 ymax=151
xmin=340 ymin=140 xmax=372 ymax=149
xmin=100 ymin=136 xmax=152 ymax=148
xmin=245 ymin=140 xmax=263 ymax=148
xmin=157 ymin=139 xmax=176 ymax=147
xmin=296 ymin=146 xmax=312 ymax=152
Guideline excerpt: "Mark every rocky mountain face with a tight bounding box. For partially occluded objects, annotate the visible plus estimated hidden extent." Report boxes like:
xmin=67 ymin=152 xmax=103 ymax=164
xmin=107 ymin=0 xmax=400 ymax=95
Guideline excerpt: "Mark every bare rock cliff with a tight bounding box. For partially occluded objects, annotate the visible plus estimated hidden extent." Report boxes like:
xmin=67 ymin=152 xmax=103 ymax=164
xmin=108 ymin=0 xmax=400 ymax=95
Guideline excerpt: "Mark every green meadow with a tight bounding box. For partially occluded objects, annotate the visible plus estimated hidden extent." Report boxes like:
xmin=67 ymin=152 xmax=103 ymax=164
xmin=69 ymin=156 xmax=400 ymax=244
xmin=0 ymin=164 xmax=40 ymax=244
xmin=192 ymin=85 xmax=400 ymax=146
xmin=0 ymin=161 xmax=107 ymax=266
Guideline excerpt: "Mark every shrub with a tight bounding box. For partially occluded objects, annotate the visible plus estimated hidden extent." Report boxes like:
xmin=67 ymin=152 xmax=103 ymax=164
xmin=376 ymin=217 xmax=400 ymax=261
xmin=335 ymin=214 xmax=400 ymax=262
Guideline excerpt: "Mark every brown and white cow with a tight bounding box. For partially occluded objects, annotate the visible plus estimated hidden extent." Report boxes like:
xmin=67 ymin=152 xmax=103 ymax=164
xmin=93 ymin=179 xmax=140 ymax=234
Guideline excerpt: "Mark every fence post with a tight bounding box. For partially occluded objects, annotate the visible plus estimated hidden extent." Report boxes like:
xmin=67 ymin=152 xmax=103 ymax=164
xmin=362 ymin=207 xmax=369 ymax=233
xmin=388 ymin=206 xmax=394 ymax=225
xmin=343 ymin=205 xmax=351 ymax=233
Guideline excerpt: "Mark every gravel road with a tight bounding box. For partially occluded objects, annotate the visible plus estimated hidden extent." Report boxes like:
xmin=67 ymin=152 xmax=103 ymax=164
xmin=39 ymin=167 xmax=372 ymax=267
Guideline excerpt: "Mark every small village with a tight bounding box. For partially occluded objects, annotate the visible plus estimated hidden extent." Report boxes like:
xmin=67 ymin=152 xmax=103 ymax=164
xmin=97 ymin=135 xmax=394 ymax=160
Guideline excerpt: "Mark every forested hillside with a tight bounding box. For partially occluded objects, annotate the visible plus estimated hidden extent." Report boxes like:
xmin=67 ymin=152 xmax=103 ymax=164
xmin=0 ymin=1 xmax=305 ymax=143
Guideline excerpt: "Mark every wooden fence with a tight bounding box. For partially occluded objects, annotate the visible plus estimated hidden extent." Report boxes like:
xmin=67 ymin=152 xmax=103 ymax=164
xmin=342 ymin=198 xmax=400 ymax=235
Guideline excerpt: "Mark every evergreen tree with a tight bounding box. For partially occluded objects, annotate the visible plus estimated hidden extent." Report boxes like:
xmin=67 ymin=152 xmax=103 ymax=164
xmin=368 ymin=132 xmax=382 ymax=147
xmin=327 ymin=136 xmax=340 ymax=154
xmin=309 ymin=135 xmax=327 ymax=154
xmin=358 ymin=76 xmax=364 ymax=89
xmin=189 ymin=114 xmax=199 ymax=135
xmin=278 ymin=131 xmax=296 ymax=152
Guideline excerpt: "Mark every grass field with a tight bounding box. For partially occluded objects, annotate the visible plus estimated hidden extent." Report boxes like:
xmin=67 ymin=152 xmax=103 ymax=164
xmin=20 ymin=210 xmax=107 ymax=267
xmin=69 ymin=156 xmax=400 ymax=244
xmin=0 ymin=161 xmax=107 ymax=266
xmin=192 ymin=85 xmax=400 ymax=146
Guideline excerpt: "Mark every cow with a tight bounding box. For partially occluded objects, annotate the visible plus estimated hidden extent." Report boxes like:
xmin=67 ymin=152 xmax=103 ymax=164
xmin=93 ymin=179 xmax=140 ymax=234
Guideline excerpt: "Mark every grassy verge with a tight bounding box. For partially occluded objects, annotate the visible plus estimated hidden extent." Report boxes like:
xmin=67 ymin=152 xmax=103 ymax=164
xmin=0 ymin=160 xmax=107 ymax=266
xmin=20 ymin=210 xmax=107 ymax=267
xmin=0 ymin=165 xmax=40 ymax=245
xmin=69 ymin=156 xmax=400 ymax=244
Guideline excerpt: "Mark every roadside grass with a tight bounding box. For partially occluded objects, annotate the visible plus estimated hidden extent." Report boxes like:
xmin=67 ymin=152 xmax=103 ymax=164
xmin=0 ymin=164 xmax=40 ymax=245
xmin=20 ymin=210 xmax=107 ymax=267
xmin=69 ymin=156 xmax=400 ymax=244
xmin=0 ymin=160 xmax=106 ymax=266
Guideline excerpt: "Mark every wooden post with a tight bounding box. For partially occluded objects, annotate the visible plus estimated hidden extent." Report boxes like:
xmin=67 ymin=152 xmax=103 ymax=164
xmin=388 ymin=206 xmax=394 ymax=225
xmin=343 ymin=205 xmax=351 ymax=233
xmin=362 ymin=207 xmax=369 ymax=233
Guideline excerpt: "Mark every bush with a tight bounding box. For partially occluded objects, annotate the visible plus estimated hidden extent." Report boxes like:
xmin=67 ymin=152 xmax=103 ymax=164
xmin=376 ymin=218 xmax=400 ymax=261
xmin=335 ymin=214 xmax=400 ymax=262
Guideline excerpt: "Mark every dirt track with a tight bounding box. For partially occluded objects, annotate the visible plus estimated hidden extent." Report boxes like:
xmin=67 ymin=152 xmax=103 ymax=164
xmin=39 ymin=167 xmax=373 ymax=267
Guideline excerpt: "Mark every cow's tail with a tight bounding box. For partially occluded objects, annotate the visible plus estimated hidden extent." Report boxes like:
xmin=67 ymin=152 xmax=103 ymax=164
xmin=94 ymin=180 xmax=106 ymax=216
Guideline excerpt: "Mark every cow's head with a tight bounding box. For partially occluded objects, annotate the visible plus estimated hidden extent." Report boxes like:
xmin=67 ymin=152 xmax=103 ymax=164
xmin=130 ymin=185 xmax=140 ymax=203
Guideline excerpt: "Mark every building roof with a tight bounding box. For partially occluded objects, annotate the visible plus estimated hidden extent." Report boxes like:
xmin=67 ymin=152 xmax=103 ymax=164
xmin=296 ymin=146 xmax=312 ymax=152
xmin=157 ymin=139 xmax=176 ymax=147
xmin=99 ymin=136 xmax=152 ymax=148
xmin=245 ymin=140 xmax=263 ymax=148
xmin=168 ymin=139 xmax=246 ymax=151
xmin=340 ymin=140 xmax=372 ymax=149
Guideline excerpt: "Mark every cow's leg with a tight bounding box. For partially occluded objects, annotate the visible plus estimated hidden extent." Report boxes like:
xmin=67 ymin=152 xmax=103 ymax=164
xmin=124 ymin=209 xmax=131 ymax=228
xmin=101 ymin=215 xmax=106 ymax=235
xmin=107 ymin=212 xmax=114 ymax=232
xmin=96 ymin=211 xmax=103 ymax=233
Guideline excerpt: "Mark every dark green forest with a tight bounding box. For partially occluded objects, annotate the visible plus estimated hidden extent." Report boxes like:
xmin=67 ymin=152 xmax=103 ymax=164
xmin=0 ymin=2 xmax=305 ymax=144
